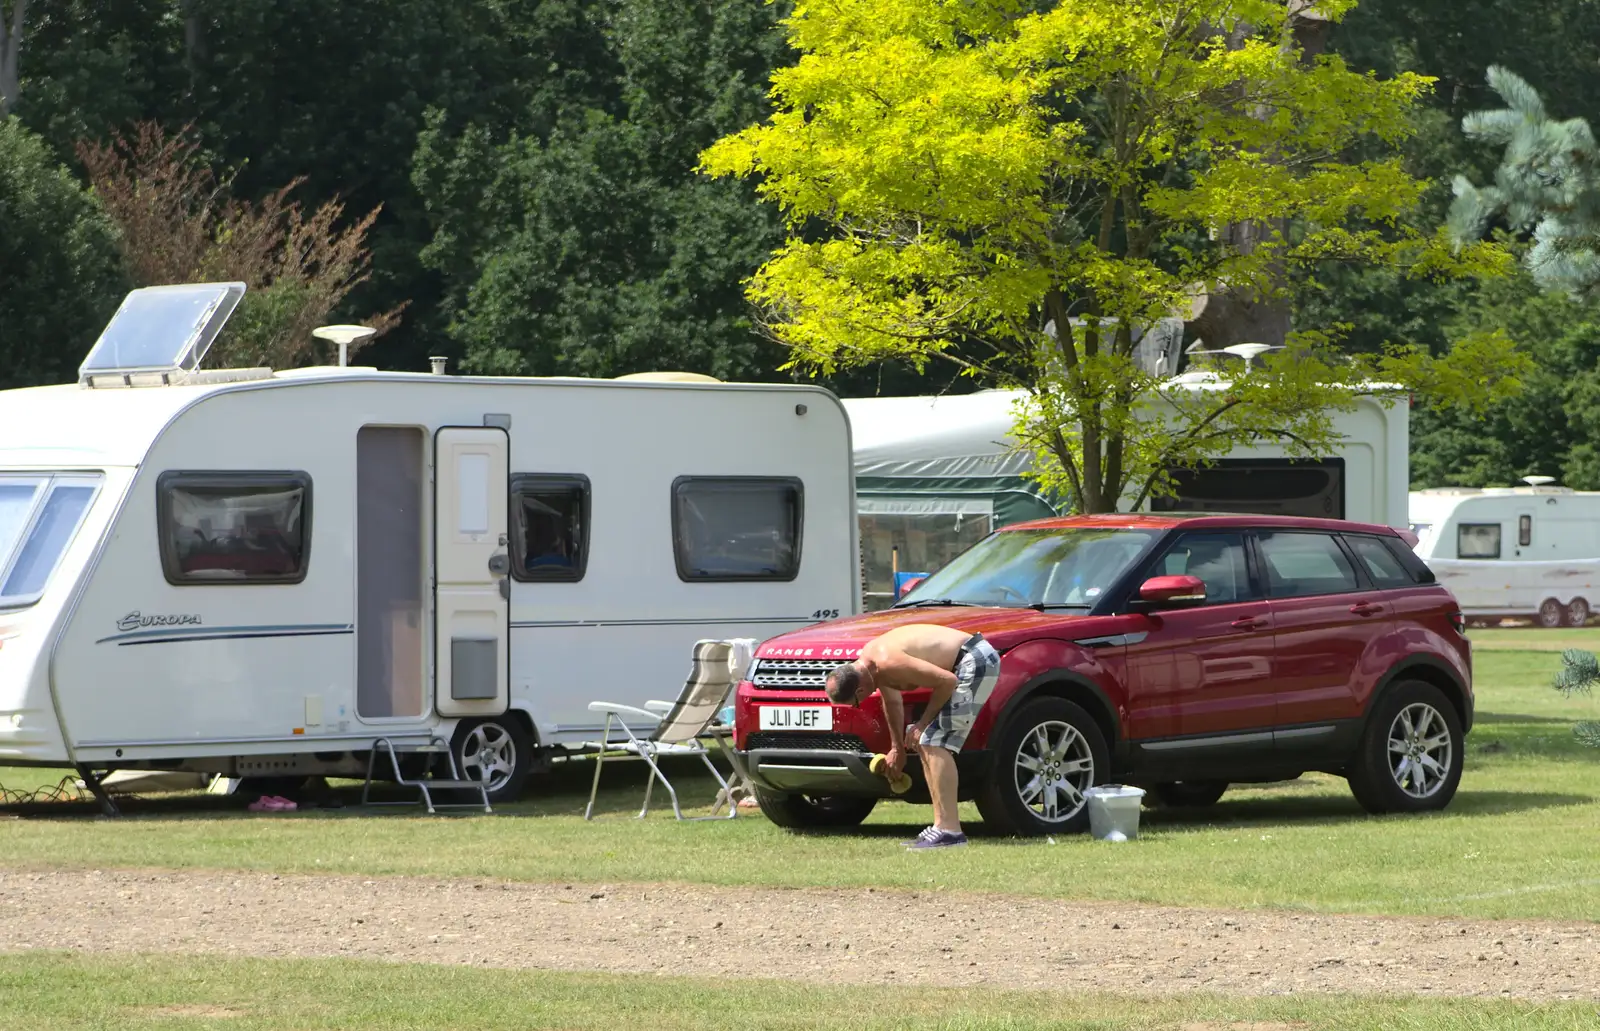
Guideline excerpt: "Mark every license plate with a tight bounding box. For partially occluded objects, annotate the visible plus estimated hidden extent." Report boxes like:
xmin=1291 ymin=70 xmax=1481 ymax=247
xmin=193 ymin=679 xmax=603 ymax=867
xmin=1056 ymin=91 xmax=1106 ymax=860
xmin=759 ymin=706 xmax=833 ymax=731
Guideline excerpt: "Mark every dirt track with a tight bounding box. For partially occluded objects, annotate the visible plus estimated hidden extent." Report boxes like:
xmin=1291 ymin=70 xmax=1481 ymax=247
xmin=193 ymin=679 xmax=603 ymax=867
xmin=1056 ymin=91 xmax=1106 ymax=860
xmin=2 ymin=868 xmax=1597 ymax=999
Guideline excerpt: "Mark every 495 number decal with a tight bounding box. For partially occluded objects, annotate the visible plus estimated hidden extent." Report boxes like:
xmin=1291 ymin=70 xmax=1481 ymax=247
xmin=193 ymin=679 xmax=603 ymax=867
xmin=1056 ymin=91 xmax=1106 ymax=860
xmin=811 ymin=608 xmax=840 ymax=620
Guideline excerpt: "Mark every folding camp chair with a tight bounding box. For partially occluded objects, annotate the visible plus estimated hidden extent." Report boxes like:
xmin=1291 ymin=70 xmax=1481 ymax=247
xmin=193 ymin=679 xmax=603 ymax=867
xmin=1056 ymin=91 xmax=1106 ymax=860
xmin=584 ymin=639 xmax=740 ymax=821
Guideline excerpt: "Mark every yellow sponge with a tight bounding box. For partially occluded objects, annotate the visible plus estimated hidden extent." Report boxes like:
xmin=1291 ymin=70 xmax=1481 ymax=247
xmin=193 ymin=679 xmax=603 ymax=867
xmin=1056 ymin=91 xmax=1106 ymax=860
xmin=869 ymin=754 xmax=912 ymax=794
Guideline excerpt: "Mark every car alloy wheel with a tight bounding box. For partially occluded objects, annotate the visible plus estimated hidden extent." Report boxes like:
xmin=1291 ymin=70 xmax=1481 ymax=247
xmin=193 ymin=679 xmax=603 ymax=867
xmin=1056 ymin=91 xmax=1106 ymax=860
xmin=1567 ymin=597 xmax=1590 ymax=627
xmin=1538 ymin=598 xmax=1563 ymax=628
xmin=1386 ymin=702 xmax=1453 ymax=800
xmin=1011 ymin=719 xmax=1095 ymax=824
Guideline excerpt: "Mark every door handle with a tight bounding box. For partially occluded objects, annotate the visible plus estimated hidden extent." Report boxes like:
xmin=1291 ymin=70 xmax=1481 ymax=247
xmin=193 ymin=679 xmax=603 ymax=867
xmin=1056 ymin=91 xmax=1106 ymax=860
xmin=487 ymin=552 xmax=511 ymax=575
xmin=1230 ymin=617 xmax=1269 ymax=630
xmin=1349 ymin=603 xmax=1382 ymax=616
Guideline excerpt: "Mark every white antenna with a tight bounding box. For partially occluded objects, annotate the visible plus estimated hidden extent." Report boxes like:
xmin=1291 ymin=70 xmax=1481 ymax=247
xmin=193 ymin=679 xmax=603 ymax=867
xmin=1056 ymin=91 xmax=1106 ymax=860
xmin=312 ymin=324 xmax=376 ymax=367
xmin=1221 ymin=342 xmax=1284 ymax=368
xmin=1522 ymin=474 xmax=1557 ymax=487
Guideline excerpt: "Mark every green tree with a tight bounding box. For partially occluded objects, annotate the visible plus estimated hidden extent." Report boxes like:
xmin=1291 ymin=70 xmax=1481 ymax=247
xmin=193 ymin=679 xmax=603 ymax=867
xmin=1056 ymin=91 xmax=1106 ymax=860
xmin=703 ymin=0 xmax=1522 ymax=512
xmin=0 ymin=116 xmax=126 ymax=389
xmin=76 ymin=121 xmax=401 ymax=369
xmin=414 ymin=0 xmax=794 ymax=380
xmin=1550 ymin=649 xmax=1600 ymax=750
xmin=1449 ymin=66 xmax=1600 ymax=301
xmin=1410 ymin=258 xmax=1600 ymax=489
xmin=1289 ymin=1 xmax=1600 ymax=363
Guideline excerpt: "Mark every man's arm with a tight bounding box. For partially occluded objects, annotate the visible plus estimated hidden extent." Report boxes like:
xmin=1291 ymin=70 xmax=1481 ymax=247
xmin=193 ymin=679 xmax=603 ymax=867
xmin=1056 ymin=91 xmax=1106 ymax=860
xmin=877 ymin=686 xmax=907 ymax=773
xmin=879 ymin=654 xmax=960 ymax=740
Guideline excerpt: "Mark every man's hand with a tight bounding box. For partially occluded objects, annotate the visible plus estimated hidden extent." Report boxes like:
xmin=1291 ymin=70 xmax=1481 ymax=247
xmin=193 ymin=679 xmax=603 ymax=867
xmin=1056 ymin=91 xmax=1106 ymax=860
xmin=884 ymin=745 xmax=905 ymax=775
xmin=904 ymin=723 xmax=922 ymax=753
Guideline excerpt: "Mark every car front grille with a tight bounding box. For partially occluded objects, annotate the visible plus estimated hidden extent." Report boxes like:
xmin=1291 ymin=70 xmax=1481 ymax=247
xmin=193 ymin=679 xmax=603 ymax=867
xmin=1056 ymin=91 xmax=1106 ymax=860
xmin=745 ymin=731 xmax=866 ymax=752
xmin=749 ymin=658 xmax=839 ymax=690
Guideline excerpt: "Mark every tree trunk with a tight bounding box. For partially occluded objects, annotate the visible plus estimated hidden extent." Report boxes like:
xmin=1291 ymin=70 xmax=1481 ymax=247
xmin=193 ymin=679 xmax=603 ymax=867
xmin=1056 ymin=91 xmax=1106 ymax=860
xmin=181 ymin=0 xmax=206 ymax=89
xmin=1184 ymin=3 xmax=1330 ymax=351
xmin=0 ymin=0 xmax=26 ymax=118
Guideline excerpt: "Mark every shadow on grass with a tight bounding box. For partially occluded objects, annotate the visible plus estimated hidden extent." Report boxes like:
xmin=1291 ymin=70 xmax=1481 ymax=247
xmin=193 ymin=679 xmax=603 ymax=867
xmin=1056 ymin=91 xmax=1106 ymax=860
xmin=7 ymin=751 xmax=1594 ymax=831
xmin=0 ymin=753 xmax=741 ymax=822
xmin=1474 ymin=711 xmax=1574 ymax=725
xmin=758 ymin=784 xmax=1596 ymax=842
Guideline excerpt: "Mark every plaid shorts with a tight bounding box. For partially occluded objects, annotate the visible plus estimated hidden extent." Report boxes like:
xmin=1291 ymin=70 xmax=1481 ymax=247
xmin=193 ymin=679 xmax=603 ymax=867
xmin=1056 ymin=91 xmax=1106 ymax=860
xmin=918 ymin=634 xmax=1000 ymax=754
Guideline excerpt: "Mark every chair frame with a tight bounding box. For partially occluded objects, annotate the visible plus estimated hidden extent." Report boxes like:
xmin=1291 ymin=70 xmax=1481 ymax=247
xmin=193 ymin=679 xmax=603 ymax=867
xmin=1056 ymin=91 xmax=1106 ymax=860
xmin=582 ymin=640 xmax=743 ymax=821
xmin=583 ymin=703 xmax=738 ymax=821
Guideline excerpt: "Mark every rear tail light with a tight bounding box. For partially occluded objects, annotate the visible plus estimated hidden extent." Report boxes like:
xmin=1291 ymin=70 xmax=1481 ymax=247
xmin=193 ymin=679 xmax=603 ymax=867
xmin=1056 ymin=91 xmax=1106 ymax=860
xmin=1449 ymin=610 xmax=1466 ymax=635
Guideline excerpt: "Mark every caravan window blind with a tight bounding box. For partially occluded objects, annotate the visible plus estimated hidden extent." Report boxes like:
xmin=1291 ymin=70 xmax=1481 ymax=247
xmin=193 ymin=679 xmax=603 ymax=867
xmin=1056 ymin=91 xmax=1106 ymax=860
xmin=158 ymin=472 xmax=311 ymax=584
xmin=1457 ymin=523 xmax=1501 ymax=560
xmin=672 ymin=477 xmax=802 ymax=582
xmin=511 ymin=474 xmax=590 ymax=582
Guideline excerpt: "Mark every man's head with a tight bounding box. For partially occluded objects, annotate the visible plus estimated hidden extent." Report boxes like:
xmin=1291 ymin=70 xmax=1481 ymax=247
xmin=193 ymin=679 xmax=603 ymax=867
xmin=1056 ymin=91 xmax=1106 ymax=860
xmin=825 ymin=661 xmax=873 ymax=705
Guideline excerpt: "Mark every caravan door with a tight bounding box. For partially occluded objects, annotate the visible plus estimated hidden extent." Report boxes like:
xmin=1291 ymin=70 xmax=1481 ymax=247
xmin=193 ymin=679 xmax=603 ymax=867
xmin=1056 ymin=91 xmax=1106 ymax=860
xmin=434 ymin=427 xmax=511 ymax=717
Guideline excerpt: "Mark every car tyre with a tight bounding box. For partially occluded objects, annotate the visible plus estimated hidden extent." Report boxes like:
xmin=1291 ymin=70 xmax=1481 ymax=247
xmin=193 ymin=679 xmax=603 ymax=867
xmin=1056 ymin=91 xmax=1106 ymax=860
xmin=1150 ymin=780 xmax=1228 ymax=808
xmin=1566 ymin=597 xmax=1590 ymax=627
xmin=754 ymin=788 xmax=877 ymax=829
xmin=1537 ymin=598 xmax=1564 ymax=628
xmin=451 ymin=715 xmax=535 ymax=804
xmin=976 ymin=696 xmax=1109 ymax=837
xmin=1346 ymin=680 xmax=1464 ymax=815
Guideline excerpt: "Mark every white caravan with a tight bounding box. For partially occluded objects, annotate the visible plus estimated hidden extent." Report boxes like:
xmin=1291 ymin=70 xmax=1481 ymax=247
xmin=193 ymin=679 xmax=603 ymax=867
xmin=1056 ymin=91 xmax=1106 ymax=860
xmin=843 ymin=386 xmax=1408 ymax=607
xmin=0 ymin=283 xmax=857 ymax=805
xmin=1409 ymin=480 xmax=1600 ymax=627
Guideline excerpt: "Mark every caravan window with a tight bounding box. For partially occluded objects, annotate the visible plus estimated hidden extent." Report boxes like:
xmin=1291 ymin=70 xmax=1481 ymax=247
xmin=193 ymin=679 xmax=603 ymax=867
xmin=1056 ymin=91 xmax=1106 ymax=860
xmin=0 ymin=475 xmax=100 ymax=608
xmin=158 ymin=472 xmax=311 ymax=584
xmin=1457 ymin=523 xmax=1501 ymax=560
xmin=1519 ymin=514 xmax=1532 ymax=547
xmin=672 ymin=477 xmax=802 ymax=581
xmin=511 ymin=475 xmax=590 ymax=582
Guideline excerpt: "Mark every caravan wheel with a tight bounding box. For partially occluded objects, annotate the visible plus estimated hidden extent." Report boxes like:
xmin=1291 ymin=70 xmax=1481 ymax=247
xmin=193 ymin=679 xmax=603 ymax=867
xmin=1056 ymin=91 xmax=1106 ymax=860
xmin=1538 ymin=598 xmax=1564 ymax=628
xmin=1567 ymin=598 xmax=1591 ymax=627
xmin=452 ymin=717 xmax=534 ymax=804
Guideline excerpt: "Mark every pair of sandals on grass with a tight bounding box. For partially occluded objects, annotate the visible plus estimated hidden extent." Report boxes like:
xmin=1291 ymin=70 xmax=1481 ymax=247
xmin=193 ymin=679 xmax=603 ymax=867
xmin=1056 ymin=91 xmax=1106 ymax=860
xmin=246 ymin=795 xmax=298 ymax=812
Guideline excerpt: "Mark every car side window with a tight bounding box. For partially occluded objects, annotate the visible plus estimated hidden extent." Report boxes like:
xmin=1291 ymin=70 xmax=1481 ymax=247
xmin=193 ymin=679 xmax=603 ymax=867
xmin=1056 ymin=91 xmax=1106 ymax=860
xmin=1257 ymin=531 xmax=1360 ymax=598
xmin=1151 ymin=531 xmax=1257 ymax=604
xmin=1344 ymin=535 xmax=1414 ymax=589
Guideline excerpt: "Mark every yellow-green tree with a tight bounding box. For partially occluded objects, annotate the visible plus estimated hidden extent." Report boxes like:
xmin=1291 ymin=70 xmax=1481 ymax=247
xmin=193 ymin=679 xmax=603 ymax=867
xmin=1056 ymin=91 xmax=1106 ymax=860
xmin=703 ymin=0 xmax=1525 ymax=512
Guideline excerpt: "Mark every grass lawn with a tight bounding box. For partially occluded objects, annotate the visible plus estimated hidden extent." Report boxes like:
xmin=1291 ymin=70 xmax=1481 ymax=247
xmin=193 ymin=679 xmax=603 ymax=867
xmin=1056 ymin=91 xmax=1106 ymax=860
xmin=2 ymin=951 xmax=1596 ymax=1031
xmin=3 ymin=632 xmax=1598 ymax=922
xmin=1467 ymin=626 xmax=1600 ymax=652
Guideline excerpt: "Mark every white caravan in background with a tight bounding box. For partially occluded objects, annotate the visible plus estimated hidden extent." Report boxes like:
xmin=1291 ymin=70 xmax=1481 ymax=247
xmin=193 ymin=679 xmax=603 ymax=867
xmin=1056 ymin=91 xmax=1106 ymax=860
xmin=0 ymin=283 xmax=857 ymax=806
xmin=1409 ymin=478 xmax=1600 ymax=627
xmin=844 ymin=386 xmax=1408 ymax=608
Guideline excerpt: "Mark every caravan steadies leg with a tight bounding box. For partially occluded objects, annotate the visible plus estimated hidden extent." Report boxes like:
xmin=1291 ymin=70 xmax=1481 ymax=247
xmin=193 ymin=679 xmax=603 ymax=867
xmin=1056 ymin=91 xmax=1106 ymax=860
xmin=74 ymin=764 xmax=121 ymax=817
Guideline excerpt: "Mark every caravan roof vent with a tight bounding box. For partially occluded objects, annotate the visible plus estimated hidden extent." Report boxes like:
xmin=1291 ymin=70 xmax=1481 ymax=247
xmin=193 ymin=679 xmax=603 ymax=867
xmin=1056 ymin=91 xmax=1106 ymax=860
xmin=614 ymin=371 xmax=721 ymax=384
xmin=79 ymin=282 xmax=247 ymax=388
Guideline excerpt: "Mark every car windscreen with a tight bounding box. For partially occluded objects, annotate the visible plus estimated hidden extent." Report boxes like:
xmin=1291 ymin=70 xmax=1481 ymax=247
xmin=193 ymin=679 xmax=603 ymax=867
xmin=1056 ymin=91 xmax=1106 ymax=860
xmin=895 ymin=527 xmax=1159 ymax=609
xmin=0 ymin=474 xmax=100 ymax=609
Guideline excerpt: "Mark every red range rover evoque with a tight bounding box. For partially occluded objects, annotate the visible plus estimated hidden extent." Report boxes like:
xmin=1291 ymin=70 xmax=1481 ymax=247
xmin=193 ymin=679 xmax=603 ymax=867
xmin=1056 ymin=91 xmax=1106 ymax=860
xmin=733 ymin=513 xmax=1473 ymax=836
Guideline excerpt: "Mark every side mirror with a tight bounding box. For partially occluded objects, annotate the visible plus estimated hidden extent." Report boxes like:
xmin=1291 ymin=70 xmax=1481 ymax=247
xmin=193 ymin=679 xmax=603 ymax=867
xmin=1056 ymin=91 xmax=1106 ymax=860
xmin=1134 ymin=574 xmax=1206 ymax=609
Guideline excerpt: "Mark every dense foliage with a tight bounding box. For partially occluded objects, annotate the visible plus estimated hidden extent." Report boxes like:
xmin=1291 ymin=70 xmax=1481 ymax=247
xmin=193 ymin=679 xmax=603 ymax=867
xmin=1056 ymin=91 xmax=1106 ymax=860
xmin=0 ymin=0 xmax=1597 ymax=489
xmin=702 ymin=0 xmax=1521 ymax=511
xmin=0 ymin=116 xmax=125 ymax=389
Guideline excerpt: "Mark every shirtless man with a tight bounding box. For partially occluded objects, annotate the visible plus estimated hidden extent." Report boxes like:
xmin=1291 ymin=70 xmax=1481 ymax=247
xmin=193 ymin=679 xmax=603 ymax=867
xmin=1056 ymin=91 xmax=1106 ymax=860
xmin=824 ymin=623 xmax=1001 ymax=849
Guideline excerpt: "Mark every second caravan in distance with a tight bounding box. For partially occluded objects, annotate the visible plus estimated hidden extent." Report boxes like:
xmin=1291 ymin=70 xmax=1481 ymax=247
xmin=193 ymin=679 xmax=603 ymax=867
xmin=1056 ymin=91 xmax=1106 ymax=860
xmin=1410 ymin=477 xmax=1600 ymax=627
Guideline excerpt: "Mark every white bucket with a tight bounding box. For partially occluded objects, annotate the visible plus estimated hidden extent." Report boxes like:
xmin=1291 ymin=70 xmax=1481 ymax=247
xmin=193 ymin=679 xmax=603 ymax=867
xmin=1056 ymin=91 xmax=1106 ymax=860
xmin=1085 ymin=784 xmax=1146 ymax=841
